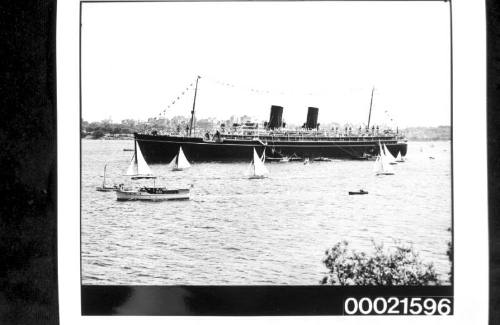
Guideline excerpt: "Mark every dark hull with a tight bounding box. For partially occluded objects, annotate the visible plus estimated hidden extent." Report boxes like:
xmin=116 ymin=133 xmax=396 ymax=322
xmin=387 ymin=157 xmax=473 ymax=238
xmin=135 ymin=134 xmax=408 ymax=163
xmin=349 ymin=191 xmax=368 ymax=195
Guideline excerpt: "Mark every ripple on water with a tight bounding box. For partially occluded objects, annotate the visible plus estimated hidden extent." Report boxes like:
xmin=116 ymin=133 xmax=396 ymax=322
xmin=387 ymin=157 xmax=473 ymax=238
xmin=82 ymin=140 xmax=452 ymax=285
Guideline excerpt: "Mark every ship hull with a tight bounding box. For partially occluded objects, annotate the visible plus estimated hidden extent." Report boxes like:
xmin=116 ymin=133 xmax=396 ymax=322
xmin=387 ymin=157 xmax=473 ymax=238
xmin=135 ymin=134 xmax=408 ymax=163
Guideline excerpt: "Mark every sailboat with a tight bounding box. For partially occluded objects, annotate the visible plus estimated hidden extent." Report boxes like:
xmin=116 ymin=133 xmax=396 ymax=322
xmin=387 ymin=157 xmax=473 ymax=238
xmin=395 ymin=151 xmax=405 ymax=162
xmin=116 ymin=141 xmax=190 ymax=201
xmin=248 ymin=148 xmax=269 ymax=179
xmin=374 ymin=143 xmax=394 ymax=176
xmin=96 ymin=163 xmax=118 ymax=192
xmin=383 ymin=143 xmax=397 ymax=165
xmin=169 ymin=146 xmax=191 ymax=171
xmin=125 ymin=142 xmax=156 ymax=180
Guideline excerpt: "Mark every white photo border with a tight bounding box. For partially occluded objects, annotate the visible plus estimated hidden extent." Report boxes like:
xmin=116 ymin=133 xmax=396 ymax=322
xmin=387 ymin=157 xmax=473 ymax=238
xmin=58 ymin=0 xmax=487 ymax=323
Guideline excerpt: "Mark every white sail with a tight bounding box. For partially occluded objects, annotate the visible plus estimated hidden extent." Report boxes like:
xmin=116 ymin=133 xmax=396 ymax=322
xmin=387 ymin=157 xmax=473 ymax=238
xmin=177 ymin=147 xmax=191 ymax=169
xmin=383 ymin=143 xmax=396 ymax=162
xmin=250 ymin=148 xmax=268 ymax=178
xmin=168 ymin=155 xmax=177 ymax=169
xmin=125 ymin=154 xmax=137 ymax=176
xmin=375 ymin=142 xmax=394 ymax=175
xmin=381 ymin=156 xmax=394 ymax=173
xmin=125 ymin=143 xmax=154 ymax=178
xmin=378 ymin=142 xmax=384 ymax=160
xmin=373 ymin=156 xmax=382 ymax=173
xmin=396 ymin=151 xmax=404 ymax=162
xmin=170 ymin=147 xmax=191 ymax=170
xmin=136 ymin=145 xmax=154 ymax=175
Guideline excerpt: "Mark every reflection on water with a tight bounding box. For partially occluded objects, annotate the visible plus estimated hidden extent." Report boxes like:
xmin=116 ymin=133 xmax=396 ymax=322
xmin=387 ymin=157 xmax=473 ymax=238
xmin=82 ymin=140 xmax=452 ymax=285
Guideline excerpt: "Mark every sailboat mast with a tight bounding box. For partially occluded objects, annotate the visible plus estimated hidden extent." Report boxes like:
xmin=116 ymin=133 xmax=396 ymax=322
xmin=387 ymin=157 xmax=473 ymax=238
xmin=103 ymin=164 xmax=107 ymax=187
xmin=134 ymin=140 xmax=138 ymax=164
xmin=367 ymin=87 xmax=374 ymax=129
xmin=189 ymin=75 xmax=201 ymax=136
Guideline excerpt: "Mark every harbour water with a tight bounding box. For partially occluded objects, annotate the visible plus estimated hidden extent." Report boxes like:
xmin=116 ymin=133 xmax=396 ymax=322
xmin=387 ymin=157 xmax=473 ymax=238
xmin=81 ymin=140 xmax=452 ymax=285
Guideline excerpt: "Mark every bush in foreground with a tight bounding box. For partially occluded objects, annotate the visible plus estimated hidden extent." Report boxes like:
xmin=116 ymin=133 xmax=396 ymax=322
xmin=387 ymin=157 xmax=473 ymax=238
xmin=320 ymin=241 xmax=441 ymax=285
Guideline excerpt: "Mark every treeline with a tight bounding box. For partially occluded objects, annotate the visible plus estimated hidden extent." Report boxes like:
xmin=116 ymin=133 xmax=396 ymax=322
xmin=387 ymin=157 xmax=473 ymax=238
xmin=81 ymin=119 xmax=138 ymax=138
xmin=81 ymin=118 xmax=451 ymax=141
xmin=81 ymin=117 xmax=193 ymax=139
xmin=402 ymin=126 xmax=451 ymax=141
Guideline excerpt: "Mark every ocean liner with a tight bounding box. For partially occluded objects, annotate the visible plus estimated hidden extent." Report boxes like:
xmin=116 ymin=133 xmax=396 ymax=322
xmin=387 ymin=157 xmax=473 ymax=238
xmin=135 ymin=77 xmax=408 ymax=163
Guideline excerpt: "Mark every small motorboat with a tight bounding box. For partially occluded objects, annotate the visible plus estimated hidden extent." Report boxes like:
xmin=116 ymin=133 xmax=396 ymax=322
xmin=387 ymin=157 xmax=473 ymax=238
xmin=279 ymin=157 xmax=290 ymax=163
xmin=117 ymin=141 xmax=191 ymax=201
xmin=123 ymin=148 xmax=134 ymax=151
xmin=353 ymin=153 xmax=374 ymax=161
xmin=116 ymin=186 xmax=190 ymax=201
xmin=313 ymin=157 xmax=332 ymax=162
xmin=303 ymin=158 xmax=310 ymax=165
xmin=349 ymin=189 xmax=368 ymax=195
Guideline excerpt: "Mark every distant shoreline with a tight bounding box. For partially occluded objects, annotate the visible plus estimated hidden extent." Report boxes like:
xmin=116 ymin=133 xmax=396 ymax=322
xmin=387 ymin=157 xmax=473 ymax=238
xmin=81 ymin=126 xmax=451 ymax=142
xmin=406 ymin=139 xmax=451 ymax=142
xmin=81 ymin=137 xmax=451 ymax=142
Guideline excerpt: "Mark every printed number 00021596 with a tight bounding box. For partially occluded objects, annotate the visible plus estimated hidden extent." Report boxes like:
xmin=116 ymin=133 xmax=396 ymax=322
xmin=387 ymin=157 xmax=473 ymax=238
xmin=344 ymin=297 xmax=453 ymax=315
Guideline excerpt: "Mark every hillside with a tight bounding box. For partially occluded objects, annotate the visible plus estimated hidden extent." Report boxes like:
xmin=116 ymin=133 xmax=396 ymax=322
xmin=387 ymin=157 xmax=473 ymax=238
xmin=402 ymin=126 xmax=451 ymax=141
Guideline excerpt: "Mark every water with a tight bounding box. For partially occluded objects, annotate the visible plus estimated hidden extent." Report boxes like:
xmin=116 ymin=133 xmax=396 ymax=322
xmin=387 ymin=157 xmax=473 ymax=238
xmin=82 ymin=140 xmax=452 ymax=285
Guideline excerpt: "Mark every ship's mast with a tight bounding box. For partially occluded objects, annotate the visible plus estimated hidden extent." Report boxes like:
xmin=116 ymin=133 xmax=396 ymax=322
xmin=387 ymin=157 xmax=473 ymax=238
xmin=189 ymin=75 xmax=201 ymax=136
xmin=367 ymin=87 xmax=374 ymax=129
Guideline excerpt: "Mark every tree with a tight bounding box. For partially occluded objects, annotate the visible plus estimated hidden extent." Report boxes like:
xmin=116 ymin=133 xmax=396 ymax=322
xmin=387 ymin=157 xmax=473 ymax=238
xmin=91 ymin=130 xmax=105 ymax=139
xmin=446 ymin=227 xmax=453 ymax=283
xmin=320 ymin=241 xmax=441 ymax=285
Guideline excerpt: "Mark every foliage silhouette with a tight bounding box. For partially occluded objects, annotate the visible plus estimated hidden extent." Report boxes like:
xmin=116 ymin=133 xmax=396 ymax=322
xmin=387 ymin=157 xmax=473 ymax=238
xmin=320 ymin=241 xmax=441 ymax=285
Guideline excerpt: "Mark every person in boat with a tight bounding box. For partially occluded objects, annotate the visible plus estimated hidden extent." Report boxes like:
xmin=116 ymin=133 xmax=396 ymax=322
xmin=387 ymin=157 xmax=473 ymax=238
xmin=214 ymin=130 xmax=222 ymax=142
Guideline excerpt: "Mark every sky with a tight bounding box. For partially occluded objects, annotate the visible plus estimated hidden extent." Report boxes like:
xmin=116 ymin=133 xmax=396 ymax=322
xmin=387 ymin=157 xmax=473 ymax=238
xmin=81 ymin=1 xmax=451 ymax=127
